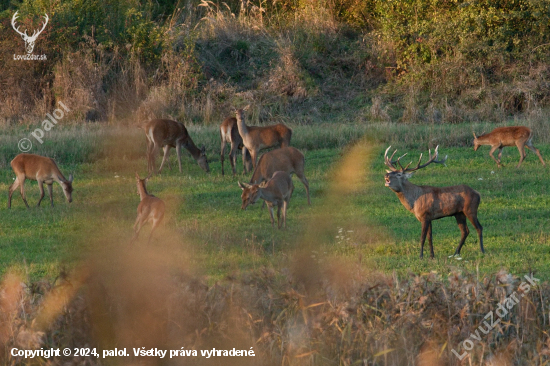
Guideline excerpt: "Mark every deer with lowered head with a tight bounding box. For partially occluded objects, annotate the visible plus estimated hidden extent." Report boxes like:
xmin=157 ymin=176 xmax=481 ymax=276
xmin=249 ymin=147 xmax=310 ymax=205
xmin=384 ymin=146 xmax=484 ymax=258
xmin=133 ymin=173 xmax=165 ymax=242
xmin=143 ymin=119 xmax=210 ymax=174
xmin=220 ymin=116 xmax=252 ymax=175
xmin=8 ymin=153 xmax=73 ymax=209
xmin=473 ymin=126 xmax=546 ymax=168
xmin=239 ymin=171 xmax=294 ymax=229
xmin=235 ymin=106 xmax=292 ymax=170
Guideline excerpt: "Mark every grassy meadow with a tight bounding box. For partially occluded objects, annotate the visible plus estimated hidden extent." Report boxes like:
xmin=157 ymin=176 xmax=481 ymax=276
xmin=1 ymin=122 xmax=549 ymax=282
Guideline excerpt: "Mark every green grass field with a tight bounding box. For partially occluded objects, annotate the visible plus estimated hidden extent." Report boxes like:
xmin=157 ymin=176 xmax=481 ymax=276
xmin=1 ymin=124 xmax=549 ymax=283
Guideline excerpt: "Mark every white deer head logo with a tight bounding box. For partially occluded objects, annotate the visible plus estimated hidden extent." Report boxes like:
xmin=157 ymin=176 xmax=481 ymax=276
xmin=11 ymin=11 xmax=49 ymax=54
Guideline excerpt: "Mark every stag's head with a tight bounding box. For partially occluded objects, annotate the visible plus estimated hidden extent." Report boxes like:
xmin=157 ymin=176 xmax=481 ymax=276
xmin=384 ymin=146 xmax=447 ymax=193
xmin=198 ymin=145 xmax=210 ymax=173
xmin=238 ymin=181 xmax=264 ymax=210
xmin=62 ymin=174 xmax=74 ymax=203
xmin=11 ymin=11 xmax=49 ymax=54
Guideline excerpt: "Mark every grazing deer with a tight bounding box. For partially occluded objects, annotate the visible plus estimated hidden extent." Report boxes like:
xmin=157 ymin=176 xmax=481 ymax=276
xmin=8 ymin=154 xmax=73 ymax=209
xmin=133 ymin=173 xmax=165 ymax=242
xmin=235 ymin=107 xmax=292 ymax=170
xmin=473 ymin=126 xmax=546 ymax=168
xmin=143 ymin=119 xmax=210 ymax=174
xmin=239 ymin=171 xmax=294 ymax=229
xmin=384 ymin=146 xmax=484 ymax=258
xmin=220 ymin=116 xmax=252 ymax=175
xmin=250 ymin=147 xmax=310 ymax=205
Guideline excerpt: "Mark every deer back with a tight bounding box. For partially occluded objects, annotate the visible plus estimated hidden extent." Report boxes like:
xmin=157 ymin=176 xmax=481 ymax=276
xmin=250 ymin=147 xmax=304 ymax=184
xmin=145 ymin=119 xmax=189 ymax=147
xmin=476 ymin=126 xmax=532 ymax=146
xmin=11 ymin=153 xmax=69 ymax=182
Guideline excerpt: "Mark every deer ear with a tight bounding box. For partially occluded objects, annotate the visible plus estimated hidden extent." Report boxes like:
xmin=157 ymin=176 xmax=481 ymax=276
xmin=201 ymin=145 xmax=206 ymax=154
xmin=403 ymin=172 xmax=414 ymax=180
xmin=238 ymin=182 xmax=248 ymax=190
xmin=259 ymin=181 xmax=268 ymax=188
xmin=243 ymin=104 xmax=250 ymax=111
xmin=472 ymin=132 xmax=477 ymax=139
xmin=385 ymin=170 xmax=392 ymax=174
xmin=135 ymin=172 xmax=140 ymax=180
xmin=68 ymin=173 xmax=74 ymax=183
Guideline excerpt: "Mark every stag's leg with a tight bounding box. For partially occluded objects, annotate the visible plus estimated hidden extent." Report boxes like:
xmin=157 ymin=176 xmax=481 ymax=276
xmin=251 ymin=149 xmax=259 ymax=170
xmin=47 ymin=184 xmax=54 ymax=207
xmin=220 ymin=139 xmax=226 ymax=176
xmin=489 ymin=145 xmax=502 ymax=167
xmin=466 ymin=215 xmax=484 ymax=254
xmin=242 ymin=147 xmax=249 ymax=174
xmin=497 ymin=147 xmax=504 ymax=164
xmin=148 ymin=216 xmax=163 ymax=243
xmin=266 ymin=202 xmax=275 ymax=228
xmin=176 ymin=142 xmax=183 ymax=173
xmin=149 ymin=144 xmax=159 ymax=174
xmin=36 ymin=180 xmax=45 ymax=207
xmin=427 ymin=222 xmax=434 ymax=258
xmin=229 ymin=143 xmax=238 ymax=176
xmin=454 ymin=213 xmax=470 ymax=255
xmin=8 ymin=177 xmax=22 ymax=209
xmin=15 ymin=175 xmax=30 ymax=208
xmin=296 ymin=171 xmax=310 ymax=205
xmin=133 ymin=216 xmax=145 ymax=242
xmin=419 ymin=220 xmax=431 ymax=259
xmin=525 ymin=140 xmax=546 ymax=166
xmin=516 ymin=142 xmax=527 ymax=168
xmin=276 ymin=203 xmax=282 ymax=229
xmin=282 ymin=200 xmax=288 ymax=229
xmin=158 ymin=145 xmax=171 ymax=173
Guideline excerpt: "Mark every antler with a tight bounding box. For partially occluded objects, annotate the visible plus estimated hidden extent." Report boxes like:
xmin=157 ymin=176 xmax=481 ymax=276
xmin=11 ymin=11 xmax=28 ymax=38
xmin=11 ymin=12 xmax=48 ymax=40
xmin=28 ymin=14 xmax=48 ymax=41
xmin=384 ymin=146 xmax=447 ymax=173
xmin=384 ymin=146 xmax=408 ymax=172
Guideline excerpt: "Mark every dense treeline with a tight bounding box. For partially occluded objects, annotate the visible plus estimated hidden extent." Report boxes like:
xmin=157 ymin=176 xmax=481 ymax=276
xmin=1 ymin=0 xmax=550 ymax=124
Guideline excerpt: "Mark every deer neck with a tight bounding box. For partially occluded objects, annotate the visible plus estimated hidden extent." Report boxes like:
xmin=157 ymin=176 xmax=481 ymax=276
xmin=394 ymin=180 xmax=422 ymax=213
xmin=137 ymin=183 xmax=149 ymax=201
xmin=182 ymin=137 xmax=202 ymax=161
xmin=236 ymin=115 xmax=249 ymax=138
xmin=258 ymin=186 xmax=276 ymax=203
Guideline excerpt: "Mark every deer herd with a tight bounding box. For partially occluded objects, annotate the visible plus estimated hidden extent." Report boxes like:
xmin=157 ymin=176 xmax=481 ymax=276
xmin=6 ymin=114 xmax=546 ymax=256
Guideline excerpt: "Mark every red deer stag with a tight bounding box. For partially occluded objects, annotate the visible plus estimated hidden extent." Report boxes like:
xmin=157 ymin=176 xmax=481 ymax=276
xmin=220 ymin=116 xmax=252 ymax=175
xmin=384 ymin=146 xmax=484 ymax=258
xmin=250 ymin=147 xmax=310 ymax=205
xmin=473 ymin=126 xmax=545 ymax=168
xmin=8 ymin=154 xmax=73 ymax=209
xmin=133 ymin=173 xmax=165 ymax=242
xmin=239 ymin=171 xmax=294 ymax=229
xmin=235 ymin=107 xmax=292 ymax=170
xmin=144 ymin=119 xmax=210 ymax=174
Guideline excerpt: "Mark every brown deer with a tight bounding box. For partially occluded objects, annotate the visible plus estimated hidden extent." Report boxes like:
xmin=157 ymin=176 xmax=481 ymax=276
xmin=473 ymin=126 xmax=546 ymax=168
xmin=239 ymin=171 xmax=294 ymax=229
xmin=235 ymin=107 xmax=292 ymax=170
xmin=143 ymin=119 xmax=210 ymax=174
xmin=384 ymin=146 xmax=484 ymax=258
xmin=250 ymin=147 xmax=310 ymax=205
xmin=133 ymin=173 xmax=165 ymax=242
xmin=220 ymin=116 xmax=252 ymax=175
xmin=8 ymin=153 xmax=73 ymax=209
